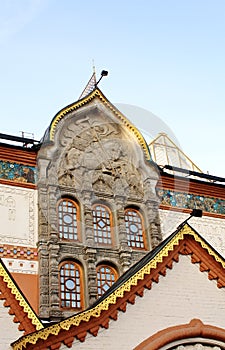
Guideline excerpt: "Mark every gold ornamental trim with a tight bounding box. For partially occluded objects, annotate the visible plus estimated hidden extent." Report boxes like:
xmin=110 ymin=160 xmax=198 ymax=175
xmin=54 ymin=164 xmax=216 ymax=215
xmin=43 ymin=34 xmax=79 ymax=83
xmin=12 ymin=224 xmax=225 ymax=349
xmin=0 ymin=263 xmax=43 ymax=331
xmin=49 ymin=89 xmax=151 ymax=160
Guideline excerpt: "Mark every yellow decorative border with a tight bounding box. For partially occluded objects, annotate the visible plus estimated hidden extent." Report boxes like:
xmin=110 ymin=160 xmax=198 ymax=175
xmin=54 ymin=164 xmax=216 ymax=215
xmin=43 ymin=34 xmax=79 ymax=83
xmin=12 ymin=224 xmax=225 ymax=349
xmin=0 ymin=263 xmax=43 ymax=331
xmin=49 ymin=89 xmax=151 ymax=160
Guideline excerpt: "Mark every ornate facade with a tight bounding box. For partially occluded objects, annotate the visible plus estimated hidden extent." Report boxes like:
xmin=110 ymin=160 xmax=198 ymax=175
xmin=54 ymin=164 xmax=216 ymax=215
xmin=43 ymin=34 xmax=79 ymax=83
xmin=37 ymin=88 xmax=162 ymax=320
xmin=0 ymin=79 xmax=225 ymax=349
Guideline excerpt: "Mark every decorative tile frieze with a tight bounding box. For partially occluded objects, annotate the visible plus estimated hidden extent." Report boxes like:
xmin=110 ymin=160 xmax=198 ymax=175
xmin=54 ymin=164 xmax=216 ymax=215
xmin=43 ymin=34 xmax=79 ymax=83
xmin=0 ymin=160 xmax=36 ymax=184
xmin=0 ymin=244 xmax=38 ymax=260
xmin=157 ymin=188 xmax=225 ymax=215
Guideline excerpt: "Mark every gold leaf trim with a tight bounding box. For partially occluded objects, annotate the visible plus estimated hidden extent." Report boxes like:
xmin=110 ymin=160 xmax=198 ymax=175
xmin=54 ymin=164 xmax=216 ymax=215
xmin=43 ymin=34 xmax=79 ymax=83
xmin=49 ymin=89 xmax=150 ymax=160
xmin=13 ymin=224 xmax=225 ymax=350
xmin=0 ymin=264 xmax=43 ymax=331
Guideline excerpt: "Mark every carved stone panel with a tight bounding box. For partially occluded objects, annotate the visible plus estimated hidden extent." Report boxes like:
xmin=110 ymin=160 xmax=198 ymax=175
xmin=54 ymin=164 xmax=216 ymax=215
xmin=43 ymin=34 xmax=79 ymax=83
xmin=0 ymin=184 xmax=37 ymax=246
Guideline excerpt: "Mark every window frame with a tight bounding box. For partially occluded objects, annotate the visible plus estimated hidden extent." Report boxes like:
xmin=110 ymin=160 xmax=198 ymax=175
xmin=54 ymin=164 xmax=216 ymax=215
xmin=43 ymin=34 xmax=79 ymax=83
xmin=59 ymin=260 xmax=84 ymax=310
xmin=96 ymin=264 xmax=118 ymax=298
xmin=57 ymin=198 xmax=81 ymax=242
xmin=124 ymin=207 xmax=147 ymax=250
xmin=92 ymin=203 xmax=114 ymax=246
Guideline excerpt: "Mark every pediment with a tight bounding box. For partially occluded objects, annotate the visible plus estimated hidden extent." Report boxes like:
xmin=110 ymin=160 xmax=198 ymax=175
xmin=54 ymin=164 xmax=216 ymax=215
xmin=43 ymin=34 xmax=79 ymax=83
xmin=44 ymin=88 xmax=151 ymax=161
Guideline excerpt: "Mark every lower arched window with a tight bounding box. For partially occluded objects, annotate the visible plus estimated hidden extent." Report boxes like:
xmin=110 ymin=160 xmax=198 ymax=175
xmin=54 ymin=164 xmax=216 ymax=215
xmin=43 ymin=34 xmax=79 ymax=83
xmin=125 ymin=208 xmax=146 ymax=249
xmin=59 ymin=261 xmax=83 ymax=309
xmin=96 ymin=264 xmax=118 ymax=297
xmin=92 ymin=204 xmax=113 ymax=245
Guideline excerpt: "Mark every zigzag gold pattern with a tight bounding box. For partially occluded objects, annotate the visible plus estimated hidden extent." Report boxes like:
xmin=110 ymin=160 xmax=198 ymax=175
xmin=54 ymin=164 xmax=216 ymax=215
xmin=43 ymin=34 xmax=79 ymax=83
xmin=49 ymin=89 xmax=151 ymax=160
xmin=12 ymin=224 xmax=225 ymax=350
xmin=0 ymin=264 xmax=43 ymax=331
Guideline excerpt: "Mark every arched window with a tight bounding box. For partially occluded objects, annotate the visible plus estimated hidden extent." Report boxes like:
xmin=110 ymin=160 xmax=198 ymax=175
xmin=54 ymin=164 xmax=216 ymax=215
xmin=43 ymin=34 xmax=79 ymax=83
xmin=59 ymin=261 xmax=83 ymax=309
xmin=57 ymin=198 xmax=80 ymax=241
xmin=125 ymin=208 xmax=146 ymax=249
xmin=96 ymin=264 xmax=118 ymax=297
xmin=92 ymin=204 xmax=113 ymax=245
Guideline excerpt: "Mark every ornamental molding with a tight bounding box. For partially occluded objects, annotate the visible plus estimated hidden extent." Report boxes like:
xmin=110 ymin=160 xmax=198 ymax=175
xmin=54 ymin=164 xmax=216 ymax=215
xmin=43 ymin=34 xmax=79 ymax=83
xmin=0 ymin=146 xmax=36 ymax=166
xmin=134 ymin=319 xmax=225 ymax=350
xmin=157 ymin=188 xmax=225 ymax=216
xmin=48 ymin=88 xmax=151 ymax=161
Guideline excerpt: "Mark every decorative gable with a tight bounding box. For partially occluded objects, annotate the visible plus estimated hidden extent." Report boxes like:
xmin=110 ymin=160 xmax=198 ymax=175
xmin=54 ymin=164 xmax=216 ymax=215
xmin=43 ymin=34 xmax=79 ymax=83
xmin=37 ymin=87 xmax=162 ymax=321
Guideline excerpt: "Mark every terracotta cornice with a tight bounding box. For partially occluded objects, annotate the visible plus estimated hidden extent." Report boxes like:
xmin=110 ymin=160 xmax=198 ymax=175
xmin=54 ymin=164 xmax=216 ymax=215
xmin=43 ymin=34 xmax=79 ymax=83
xmin=0 ymin=145 xmax=37 ymax=166
xmin=12 ymin=225 xmax=225 ymax=350
xmin=0 ymin=179 xmax=36 ymax=189
xmin=134 ymin=318 xmax=225 ymax=349
xmin=0 ymin=260 xmax=43 ymax=336
xmin=158 ymin=173 xmax=225 ymax=200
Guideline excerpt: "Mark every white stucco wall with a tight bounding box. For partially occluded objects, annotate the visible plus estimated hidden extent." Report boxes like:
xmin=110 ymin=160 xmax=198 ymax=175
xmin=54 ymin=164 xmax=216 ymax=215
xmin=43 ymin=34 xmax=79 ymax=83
xmin=159 ymin=209 xmax=225 ymax=257
xmin=173 ymin=345 xmax=221 ymax=349
xmin=65 ymin=255 xmax=225 ymax=350
xmin=0 ymin=184 xmax=37 ymax=247
xmin=0 ymin=298 xmax=22 ymax=349
xmin=2 ymin=258 xmax=38 ymax=274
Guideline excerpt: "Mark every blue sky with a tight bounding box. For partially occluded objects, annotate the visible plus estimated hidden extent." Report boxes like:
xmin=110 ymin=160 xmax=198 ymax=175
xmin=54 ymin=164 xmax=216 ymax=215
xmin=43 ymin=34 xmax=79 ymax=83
xmin=0 ymin=0 xmax=224 ymax=176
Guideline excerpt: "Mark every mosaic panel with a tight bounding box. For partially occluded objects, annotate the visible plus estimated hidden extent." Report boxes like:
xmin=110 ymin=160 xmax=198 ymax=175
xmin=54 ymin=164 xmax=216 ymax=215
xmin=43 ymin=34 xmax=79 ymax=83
xmin=157 ymin=188 xmax=225 ymax=215
xmin=0 ymin=160 xmax=36 ymax=184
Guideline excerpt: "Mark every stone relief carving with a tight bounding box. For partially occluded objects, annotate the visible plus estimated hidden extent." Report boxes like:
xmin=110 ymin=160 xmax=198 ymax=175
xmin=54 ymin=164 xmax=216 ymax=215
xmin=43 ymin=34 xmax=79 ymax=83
xmin=0 ymin=184 xmax=37 ymax=246
xmin=0 ymin=195 xmax=16 ymax=221
xmin=56 ymin=115 xmax=144 ymax=198
xmin=37 ymin=105 xmax=162 ymax=320
xmin=60 ymin=114 xmax=119 ymax=147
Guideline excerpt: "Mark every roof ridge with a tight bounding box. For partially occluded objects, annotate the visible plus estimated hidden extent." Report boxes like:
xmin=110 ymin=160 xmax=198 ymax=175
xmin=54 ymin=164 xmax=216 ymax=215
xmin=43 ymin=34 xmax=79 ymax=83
xmin=12 ymin=224 xmax=225 ymax=349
